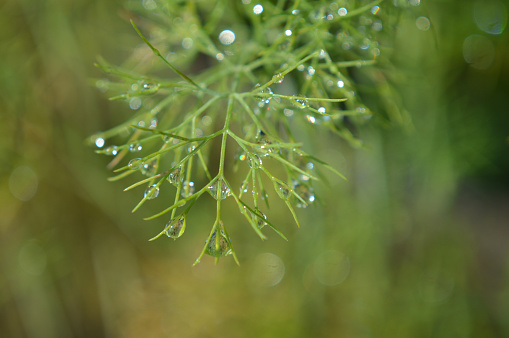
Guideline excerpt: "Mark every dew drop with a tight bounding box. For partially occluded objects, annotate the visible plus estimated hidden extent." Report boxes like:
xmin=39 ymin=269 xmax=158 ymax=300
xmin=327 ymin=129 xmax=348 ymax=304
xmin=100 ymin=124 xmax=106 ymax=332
xmin=208 ymin=179 xmax=230 ymax=200
xmin=276 ymin=182 xmax=291 ymax=200
xmin=285 ymin=29 xmax=293 ymax=36
xmin=181 ymin=181 xmax=195 ymax=198
xmin=306 ymin=115 xmax=317 ymax=124
xmin=168 ymin=167 xmax=183 ymax=185
xmin=165 ymin=215 xmax=186 ymax=239
xmin=216 ymin=52 xmax=224 ymax=61
xmin=248 ymin=154 xmax=262 ymax=169
xmin=293 ymin=183 xmax=315 ymax=208
xmin=129 ymin=97 xmax=142 ymax=110
xmin=318 ymin=107 xmax=326 ymax=114
xmin=129 ymin=143 xmax=142 ymax=152
xmin=142 ymin=82 xmax=156 ymax=91
xmin=128 ymin=158 xmax=143 ymax=170
xmin=104 ymin=146 xmax=118 ymax=156
xmin=416 ymin=16 xmax=431 ymax=31
xmin=253 ymin=4 xmax=263 ymax=15
xmin=338 ymin=7 xmax=348 ymax=16
xmin=141 ymin=159 xmax=157 ymax=176
xmin=95 ymin=137 xmax=105 ymax=148
xmin=256 ymin=131 xmax=273 ymax=156
xmin=219 ymin=30 xmax=236 ymax=45
xmin=272 ymin=73 xmax=284 ymax=83
xmin=206 ymin=230 xmax=232 ymax=257
xmin=240 ymin=181 xmax=249 ymax=194
xmin=144 ymin=184 xmax=159 ymax=199
xmin=253 ymin=211 xmax=267 ymax=229
xmin=284 ymin=108 xmax=294 ymax=117
xmin=292 ymin=9 xmax=300 ymax=15
xmin=297 ymin=64 xmax=305 ymax=71
xmin=149 ymin=118 xmax=158 ymax=129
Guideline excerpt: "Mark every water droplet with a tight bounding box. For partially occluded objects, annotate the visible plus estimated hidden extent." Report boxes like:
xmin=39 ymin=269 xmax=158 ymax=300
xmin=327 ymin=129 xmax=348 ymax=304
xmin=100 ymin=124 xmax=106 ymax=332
xmin=129 ymin=143 xmax=142 ymax=152
xmin=276 ymin=182 xmax=291 ymax=200
xmin=292 ymin=9 xmax=300 ymax=15
xmin=285 ymin=29 xmax=292 ymax=36
xmin=254 ymin=84 xmax=273 ymax=106
xmin=240 ymin=181 xmax=249 ymax=194
xmin=272 ymin=73 xmax=284 ymax=83
xmin=206 ymin=230 xmax=232 ymax=257
xmin=253 ymin=4 xmax=263 ymax=14
xmin=473 ymin=0 xmax=507 ymax=35
xmin=165 ymin=215 xmax=186 ymax=239
xmin=129 ymin=97 xmax=142 ymax=110
xmin=318 ymin=107 xmax=326 ymax=114
xmin=307 ymin=66 xmax=315 ymax=76
xmin=95 ymin=137 xmax=105 ymax=148
xmin=149 ymin=118 xmax=158 ymax=129
xmin=201 ymin=115 xmax=212 ymax=126
xmin=187 ymin=144 xmax=196 ymax=153
xmin=219 ymin=30 xmax=235 ymax=45
xmin=141 ymin=159 xmax=157 ymax=176
xmin=144 ymin=184 xmax=159 ymax=199
xmin=253 ymin=211 xmax=267 ymax=228
xmin=216 ymin=52 xmax=224 ymax=61
xmin=416 ymin=16 xmax=430 ymax=31
xmin=182 ymin=37 xmax=193 ymax=49
xmin=128 ymin=158 xmax=143 ymax=170
xmin=256 ymin=131 xmax=273 ymax=156
xmin=248 ymin=154 xmax=262 ymax=169
xmin=284 ymin=108 xmax=294 ymax=117
xmin=141 ymin=82 xmax=156 ymax=91
xmin=293 ymin=95 xmax=308 ymax=108
xmin=319 ymin=49 xmax=326 ymax=59
xmin=208 ymin=179 xmax=230 ymax=200
xmin=104 ymin=146 xmax=118 ymax=156
xmin=168 ymin=167 xmax=183 ymax=185
xmin=142 ymin=0 xmax=157 ymax=10
xmin=371 ymin=5 xmax=380 ymax=15
xmin=293 ymin=183 xmax=315 ymax=208
xmin=181 ymin=181 xmax=195 ymax=198
xmin=463 ymin=34 xmax=496 ymax=70
xmin=297 ymin=64 xmax=305 ymax=71
xmin=338 ymin=7 xmax=348 ymax=16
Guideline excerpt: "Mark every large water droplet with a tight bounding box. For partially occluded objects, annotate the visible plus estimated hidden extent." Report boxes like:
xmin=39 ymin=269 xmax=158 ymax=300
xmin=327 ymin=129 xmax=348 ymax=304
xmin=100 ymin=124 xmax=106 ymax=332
xmin=129 ymin=143 xmax=142 ymax=152
xmin=253 ymin=4 xmax=263 ymax=15
xmin=338 ymin=7 xmax=348 ymax=16
xmin=206 ymin=230 xmax=232 ymax=257
xmin=181 ymin=181 xmax=195 ymax=198
xmin=168 ymin=167 xmax=183 ymax=185
xmin=248 ymin=154 xmax=262 ymax=169
xmin=165 ymin=215 xmax=186 ymax=239
xmin=128 ymin=158 xmax=143 ymax=170
xmin=208 ymin=179 xmax=230 ymax=200
xmin=141 ymin=159 xmax=157 ymax=176
xmin=219 ymin=30 xmax=235 ymax=45
xmin=144 ymin=184 xmax=159 ymax=199
xmin=293 ymin=183 xmax=315 ymax=208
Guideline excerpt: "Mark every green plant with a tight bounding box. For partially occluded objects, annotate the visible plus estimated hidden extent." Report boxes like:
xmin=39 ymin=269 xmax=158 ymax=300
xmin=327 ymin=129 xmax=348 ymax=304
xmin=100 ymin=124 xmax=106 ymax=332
xmin=89 ymin=0 xmax=405 ymax=264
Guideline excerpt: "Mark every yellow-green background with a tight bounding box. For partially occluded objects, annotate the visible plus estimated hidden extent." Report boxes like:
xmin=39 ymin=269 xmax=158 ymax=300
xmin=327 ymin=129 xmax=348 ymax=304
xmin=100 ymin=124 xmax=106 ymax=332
xmin=1 ymin=0 xmax=508 ymax=337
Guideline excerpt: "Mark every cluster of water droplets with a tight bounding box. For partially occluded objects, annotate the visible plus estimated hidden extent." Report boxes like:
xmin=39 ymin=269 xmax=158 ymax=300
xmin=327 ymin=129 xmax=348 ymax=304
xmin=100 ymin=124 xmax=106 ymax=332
xmin=254 ymin=84 xmax=274 ymax=108
xmin=165 ymin=215 xmax=186 ymax=239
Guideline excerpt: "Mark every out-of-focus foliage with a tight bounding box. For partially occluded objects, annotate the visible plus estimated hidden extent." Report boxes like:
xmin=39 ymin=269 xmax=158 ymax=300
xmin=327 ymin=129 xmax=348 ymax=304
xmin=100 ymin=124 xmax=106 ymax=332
xmin=0 ymin=0 xmax=508 ymax=337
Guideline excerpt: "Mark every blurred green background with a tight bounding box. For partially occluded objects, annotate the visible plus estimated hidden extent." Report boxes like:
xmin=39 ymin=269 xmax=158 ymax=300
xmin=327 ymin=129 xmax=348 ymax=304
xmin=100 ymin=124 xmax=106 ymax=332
xmin=1 ymin=0 xmax=508 ymax=337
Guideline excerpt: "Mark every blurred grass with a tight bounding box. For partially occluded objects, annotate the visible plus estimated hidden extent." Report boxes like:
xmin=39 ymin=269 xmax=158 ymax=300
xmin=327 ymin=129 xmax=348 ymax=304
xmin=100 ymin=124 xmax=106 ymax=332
xmin=1 ymin=0 xmax=508 ymax=337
